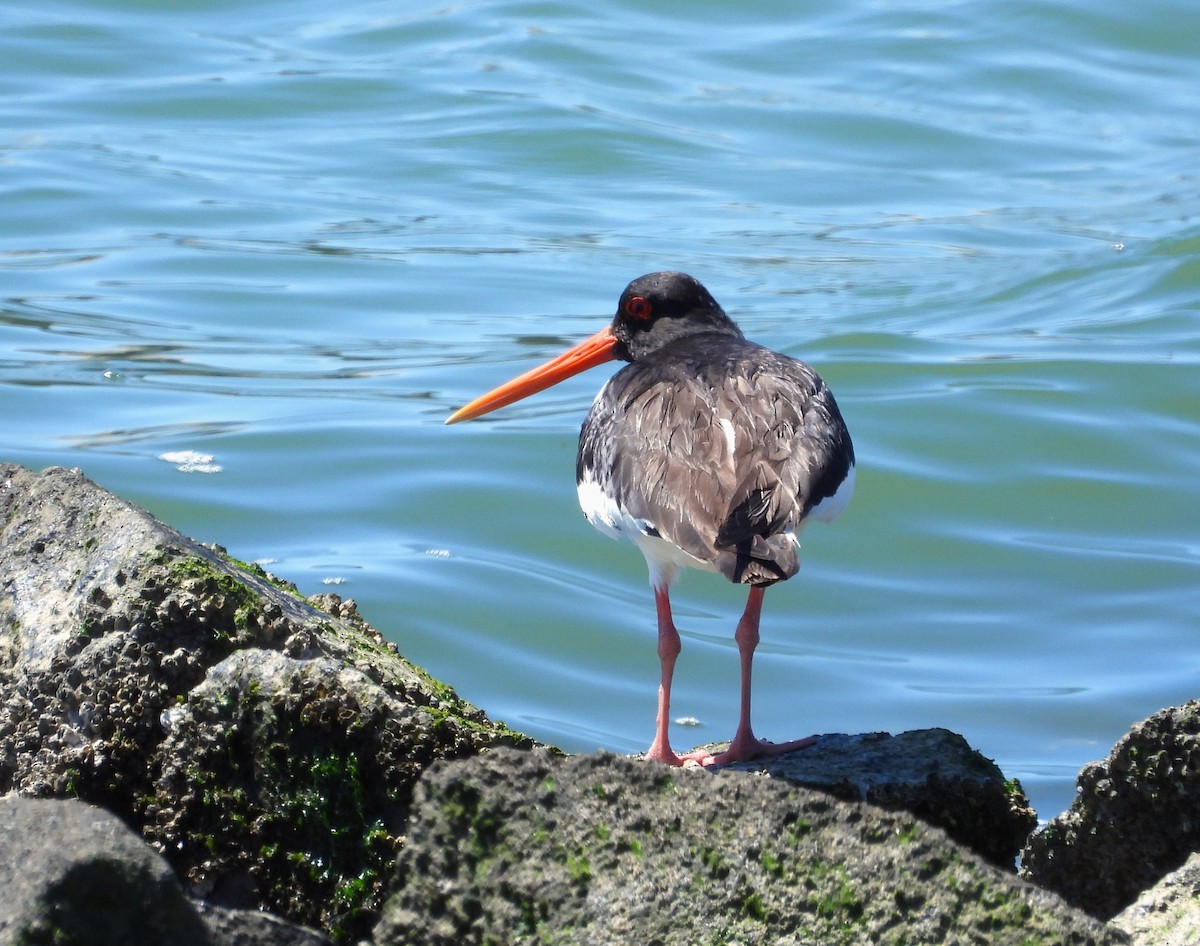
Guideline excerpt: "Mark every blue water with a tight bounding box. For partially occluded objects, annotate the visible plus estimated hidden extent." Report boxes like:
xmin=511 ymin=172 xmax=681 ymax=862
xmin=3 ymin=0 xmax=1199 ymax=822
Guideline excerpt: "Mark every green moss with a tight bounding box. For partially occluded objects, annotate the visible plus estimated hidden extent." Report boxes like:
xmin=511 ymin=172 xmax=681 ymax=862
xmin=784 ymin=816 xmax=812 ymax=845
xmin=760 ymin=850 xmax=783 ymax=878
xmin=227 ymin=553 xmax=304 ymax=596
xmin=699 ymin=845 xmax=731 ymax=878
xmin=148 ymin=552 xmax=534 ymax=942
xmin=259 ymin=745 xmax=396 ymax=942
xmin=437 ymin=783 xmax=505 ymax=864
xmin=517 ymin=895 xmax=550 ymax=940
xmin=975 ymin=886 xmax=1035 ymax=931
xmin=566 ymin=853 xmax=592 ymax=884
xmin=167 ymin=555 xmax=262 ymax=639
xmin=418 ymin=691 xmax=532 ymax=747
xmin=741 ymin=890 xmax=767 ymax=922
xmin=811 ymin=861 xmax=864 ymax=925
xmin=174 ymin=682 xmax=400 ymax=944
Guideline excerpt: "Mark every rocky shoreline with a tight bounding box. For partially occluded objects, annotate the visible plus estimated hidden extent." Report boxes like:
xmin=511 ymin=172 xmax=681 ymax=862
xmin=1 ymin=462 xmax=1196 ymax=944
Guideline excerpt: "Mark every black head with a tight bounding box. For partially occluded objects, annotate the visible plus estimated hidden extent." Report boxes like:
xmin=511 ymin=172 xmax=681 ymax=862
xmin=611 ymin=271 xmax=743 ymax=362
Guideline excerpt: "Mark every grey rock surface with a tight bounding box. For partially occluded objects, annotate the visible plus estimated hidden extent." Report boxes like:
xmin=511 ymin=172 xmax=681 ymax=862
xmin=0 ymin=463 xmax=531 ymax=940
xmin=0 ymin=794 xmax=213 ymax=946
xmin=1021 ymin=700 xmax=1200 ymax=919
xmin=5 ymin=460 xmax=1187 ymax=945
xmin=720 ymin=728 xmax=1035 ymax=867
xmin=376 ymin=747 xmax=1122 ymax=946
xmin=0 ymin=794 xmax=333 ymax=946
xmin=1111 ymin=852 xmax=1200 ymax=946
xmin=195 ymin=901 xmax=335 ymax=946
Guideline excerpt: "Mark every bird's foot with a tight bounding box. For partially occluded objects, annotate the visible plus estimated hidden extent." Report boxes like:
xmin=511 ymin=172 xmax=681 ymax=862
xmin=643 ymin=732 xmax=818 ymax=767
xmin=643 ymin=735 xmax=695 ymax=767
xmin=682 ymin=733 xmax=819 ymax=767
xmin=643 ymin=741 xmax=727 ymax=767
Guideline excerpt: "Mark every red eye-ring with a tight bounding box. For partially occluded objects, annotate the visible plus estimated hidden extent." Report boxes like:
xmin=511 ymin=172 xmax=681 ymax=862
xmin=625 ymin=296 xmax=652 ymax=320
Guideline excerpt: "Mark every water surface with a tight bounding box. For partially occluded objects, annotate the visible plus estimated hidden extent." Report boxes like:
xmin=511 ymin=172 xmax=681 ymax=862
xmin=3 ymin=0 xmax=1199 ymax=820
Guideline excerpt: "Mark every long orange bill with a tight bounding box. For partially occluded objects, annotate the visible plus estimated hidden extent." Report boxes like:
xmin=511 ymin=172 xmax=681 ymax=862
xmin=445 ymin=325 xmax=618 ymax=425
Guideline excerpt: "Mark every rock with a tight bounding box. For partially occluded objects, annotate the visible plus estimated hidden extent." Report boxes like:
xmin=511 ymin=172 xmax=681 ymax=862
xmin=0 ymin=794 xmax=213 ymax=946
xmin=195 ymin=901 xmax=336 ymax=946
xmin=375 ymin=747 xmax=1121 ymax=946
xmin=1021 ymin=701 xmax=1200 ymax=920
xmin=720 ymin=729 xmax=1036 ymax=867
xmin=0 ymin=462 xmax=1153 ymax=944
xmin=0 ymin=464 xmax=532 ymax=941
xmin=0 ymin=794 xmax=333 ymax=946
xmin=1111 ymin=852 xmax=1200 ymax=946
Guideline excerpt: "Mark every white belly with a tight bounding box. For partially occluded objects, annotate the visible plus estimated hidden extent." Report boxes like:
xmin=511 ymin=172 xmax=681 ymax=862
xmin=577 ymin=467 xmax=715 ymax=589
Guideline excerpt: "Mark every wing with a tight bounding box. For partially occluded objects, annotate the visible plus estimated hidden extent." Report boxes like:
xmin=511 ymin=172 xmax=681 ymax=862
xmin=576 ymin=336 xmax=854 ymax=587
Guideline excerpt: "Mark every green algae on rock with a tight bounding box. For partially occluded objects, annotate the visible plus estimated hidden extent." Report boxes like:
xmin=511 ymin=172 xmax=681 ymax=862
xmin=378 ymin=748 xmax=1121 ymax=946
xmin=0 ymin=463 xmax=533 ymax=942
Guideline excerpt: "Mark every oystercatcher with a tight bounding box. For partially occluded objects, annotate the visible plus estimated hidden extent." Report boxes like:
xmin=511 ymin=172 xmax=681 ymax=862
xmin=446 ymin=272 xmax=855 ymax=765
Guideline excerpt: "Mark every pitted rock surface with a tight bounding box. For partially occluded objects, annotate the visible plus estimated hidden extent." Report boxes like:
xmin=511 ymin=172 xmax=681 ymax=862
xmin=377 ymin=748 xmax=1121 ymax=946
xmin=1022 ymin=700 xmax=1200 ymax=920
xmin=0 ymin=463 xmax=531 ymax=939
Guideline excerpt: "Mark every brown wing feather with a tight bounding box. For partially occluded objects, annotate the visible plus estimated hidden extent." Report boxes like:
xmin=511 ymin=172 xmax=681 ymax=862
xmin=577 ymin=334 xmax=853 ymax=587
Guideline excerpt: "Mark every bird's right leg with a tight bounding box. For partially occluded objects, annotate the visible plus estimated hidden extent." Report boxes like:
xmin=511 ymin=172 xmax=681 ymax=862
xmin=644 ymin=583 xmax=684 ymax=765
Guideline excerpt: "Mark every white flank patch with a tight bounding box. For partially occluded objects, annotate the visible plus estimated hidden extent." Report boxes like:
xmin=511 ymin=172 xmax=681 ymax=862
xmin=576 ymin=468 xmax=630 ymax=540
xmin=577 ymin=466 xmax=713 ymax=588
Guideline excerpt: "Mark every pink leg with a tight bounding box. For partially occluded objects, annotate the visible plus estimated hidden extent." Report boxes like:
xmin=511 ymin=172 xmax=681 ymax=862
xmin=643 ymin=584 xmax=685 ymax=765
xmin=693 ymin=585 xmax=817 ymax=766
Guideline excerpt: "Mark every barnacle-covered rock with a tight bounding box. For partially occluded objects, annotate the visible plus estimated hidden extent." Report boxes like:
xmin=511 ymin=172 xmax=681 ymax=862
xmin=0 ymin=463 xmax=532 ymax=940
xmin=1022 ymin=700 xmax=1200 ymax=919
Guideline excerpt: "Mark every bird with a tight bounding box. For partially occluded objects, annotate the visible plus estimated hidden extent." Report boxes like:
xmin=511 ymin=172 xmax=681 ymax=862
xmin=445 ymin=271 xmax=855 ymax=766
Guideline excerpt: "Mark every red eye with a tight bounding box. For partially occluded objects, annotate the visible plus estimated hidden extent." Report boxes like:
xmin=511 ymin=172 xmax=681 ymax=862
xmin=625 ymin=296 xmax=652 ymax=320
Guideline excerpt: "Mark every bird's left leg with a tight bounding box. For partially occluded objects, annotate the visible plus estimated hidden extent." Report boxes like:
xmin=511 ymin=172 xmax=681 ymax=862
xmin=704 ymin=585 xmax=817 ymax=765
